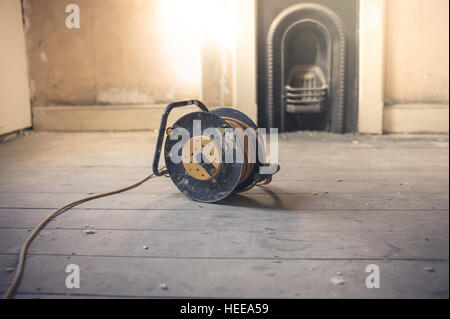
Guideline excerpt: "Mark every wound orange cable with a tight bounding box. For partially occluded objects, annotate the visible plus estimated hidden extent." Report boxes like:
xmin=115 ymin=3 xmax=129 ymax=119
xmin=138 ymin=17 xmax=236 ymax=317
xmin=220 ymin=116 xmax=272 ymax=192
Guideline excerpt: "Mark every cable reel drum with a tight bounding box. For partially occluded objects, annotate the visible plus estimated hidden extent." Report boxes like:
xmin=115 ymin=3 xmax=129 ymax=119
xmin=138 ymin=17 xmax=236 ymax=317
xmin=152 ymin=100 xmax=280 ymax=203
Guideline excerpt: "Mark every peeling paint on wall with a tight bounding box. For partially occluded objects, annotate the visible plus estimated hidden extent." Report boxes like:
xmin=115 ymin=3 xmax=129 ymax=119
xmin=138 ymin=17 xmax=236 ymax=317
xmin=39 ymin=51 xmax=48 ymax=62
xmin=97 ymin=88 xmax=154 ymax=105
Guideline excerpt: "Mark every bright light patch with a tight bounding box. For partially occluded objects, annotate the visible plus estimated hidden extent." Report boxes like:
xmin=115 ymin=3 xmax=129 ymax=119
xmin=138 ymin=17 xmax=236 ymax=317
xmin=158 ymin=0 xmax=236 ymax=87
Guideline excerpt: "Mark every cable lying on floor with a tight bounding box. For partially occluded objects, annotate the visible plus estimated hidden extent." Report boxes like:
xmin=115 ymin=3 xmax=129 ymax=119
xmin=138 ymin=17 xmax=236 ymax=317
xmin=3 ymin=167 xmax=165 ymax=299
xmin=4 ymin=100 xmax=279 ymax=299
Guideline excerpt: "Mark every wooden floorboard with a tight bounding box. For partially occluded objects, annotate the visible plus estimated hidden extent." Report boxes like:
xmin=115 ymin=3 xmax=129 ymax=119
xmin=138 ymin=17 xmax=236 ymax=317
xmin=0 ymin=131 xmax=448 ymax=298
xmin=0 ymin=225 xmax=447 ymax=259
xmin=0 ymin=255 xmax=447 ymax=298
xmin=0 ymin=180 xmax=448 ymax=195
xmin=0 ymin=193 xmax=447 ymax=211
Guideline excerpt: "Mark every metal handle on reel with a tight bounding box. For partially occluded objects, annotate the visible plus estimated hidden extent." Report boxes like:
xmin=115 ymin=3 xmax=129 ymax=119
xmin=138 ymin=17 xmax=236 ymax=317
xmin=152 ymin=100 xmax=209 ymax=176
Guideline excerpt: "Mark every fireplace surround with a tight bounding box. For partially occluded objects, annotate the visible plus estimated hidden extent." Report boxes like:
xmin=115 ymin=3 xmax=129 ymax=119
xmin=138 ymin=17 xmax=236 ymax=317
xmin=257 ymin=0 xmax=359 ymax=133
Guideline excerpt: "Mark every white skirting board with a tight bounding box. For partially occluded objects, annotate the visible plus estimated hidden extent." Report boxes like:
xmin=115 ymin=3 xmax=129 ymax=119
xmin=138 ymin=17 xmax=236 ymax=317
xmin=32 ymin=105 xmax=222 ymax=131
xmin=383 ymin=104 xmax=449 ymax=133
xmin=33 ymin=104 xmax=449 ymax=133
xmin=33 ymin=104 xmax=227 ymax=132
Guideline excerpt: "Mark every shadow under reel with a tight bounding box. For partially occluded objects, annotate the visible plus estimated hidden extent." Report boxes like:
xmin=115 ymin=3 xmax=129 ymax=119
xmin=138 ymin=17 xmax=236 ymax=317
xmin=152 ymin=100 xmax=280 ymax=203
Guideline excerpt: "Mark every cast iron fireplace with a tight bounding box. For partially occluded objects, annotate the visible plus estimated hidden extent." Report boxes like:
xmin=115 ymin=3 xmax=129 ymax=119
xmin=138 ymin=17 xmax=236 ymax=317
xmin=257 ymin=0 xmax=359 ymax=133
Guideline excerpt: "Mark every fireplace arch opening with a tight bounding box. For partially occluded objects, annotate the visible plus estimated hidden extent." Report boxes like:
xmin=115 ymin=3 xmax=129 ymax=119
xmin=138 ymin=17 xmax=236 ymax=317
xmin=266 ymin=3 xmax=346 ymax=133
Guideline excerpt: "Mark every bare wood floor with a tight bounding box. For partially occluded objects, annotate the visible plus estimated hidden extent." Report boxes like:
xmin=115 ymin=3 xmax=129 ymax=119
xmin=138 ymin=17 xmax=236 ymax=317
xmin=0 ymin=131 xmax=448 ymax=298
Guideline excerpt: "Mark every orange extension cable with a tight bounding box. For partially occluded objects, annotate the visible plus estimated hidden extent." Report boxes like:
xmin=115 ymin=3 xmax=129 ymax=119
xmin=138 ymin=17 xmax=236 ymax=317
xmin=2 ymin=167 xmax=166 ymax=299
xmin=3 ymin=122 xmax=273 ymax=299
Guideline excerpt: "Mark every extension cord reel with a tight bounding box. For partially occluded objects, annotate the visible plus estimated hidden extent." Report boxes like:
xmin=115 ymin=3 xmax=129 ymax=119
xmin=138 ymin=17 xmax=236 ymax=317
xmin=152 ymin=100 xmax=280 ymax=202
xmin=3 ymin=99 xmax=280 ymax=298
